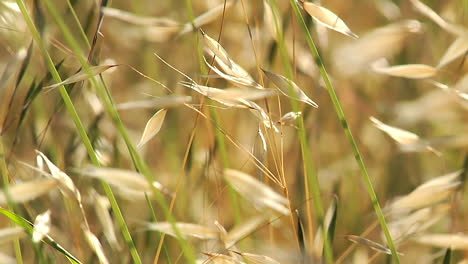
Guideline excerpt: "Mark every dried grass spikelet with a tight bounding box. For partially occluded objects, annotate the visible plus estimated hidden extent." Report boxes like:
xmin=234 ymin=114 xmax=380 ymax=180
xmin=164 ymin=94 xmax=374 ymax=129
xmin=201 ymin=29 xmax=233 ymax=69
xmin=0 ymin=227 xmax=25 ymax=244
xmin=345 ymin=235 xmax=400 ymax=255
xmin=203 ymin=56 xmax=263 ymax=89
xmin=387 ymin=204 xmax=450 ymax=243
xmin=77 ymin=166 xmax=170 ymax=197
xmin=414 ymin=233 xmax=468 ymax=250
xmin=262 ymin=69 xmax=318 ymax=108
xmin=181 ymin=82 xmax=243 ymax=107
xmin=232 ymin=251 xmax=281 ymax=264
xmin=44 ymin=64 xmax=119 ymax=89
xmin=137 ymin=108 xmax=167 ymax=148
xmin=0 ymin=179 xmax=58 ymax=205
xmin=224 ymin=169 xmax=289 ymax=215
xmin=116 ymin=96 xmax=192 ymax=110
xmin=253 ymin=127 xmax=268 ymax=181
xmin=198 ymin=253 xmax=246 ymax=264
xmin=301 ymin=1 xmax=358 ymax=39
xmin=437 ymin=36 xmax=468 ymax=68
xmin=387 ymin=171 xmax=462 ymax=212
xmin=84 ymin=228 xmax=109 ymax=264
xmin=200 ymin=30 xmax=261 ymax=89
xmin=369 ymin=117 xmax=440 ymax=153
xmin=201 ymin=87 xmax=275 ymax=102
xmin=238 ymin=100 xmax=280 ymax=133
xmin=371 ymin=61 xmax=438 ymax=79
xmin=278 ymin=111 xmax=302 ymax=127
xmin=180 ymin=81 xmax=275 ymax=107
xmin=102 ymin=7 xmax=179 ymax=27
xmin=333 ymin=20 xmax=421 ymax=77
xmin=90 ymin=190 xmax=120 ymax=250
xmin=226 ymin=215 xmax=270 ymax=248
xmin=408 ymin=0 xmax=467 ymax=36
xmin=32 ymin=210 xmax=51 ymax=243
xmin=36 ymin=151 xmax=82 ymax=203
xmin=202 ymin=51 xmax=262 ymax=90
xmin=146 ymin=222 xmax=219 ymax=240
xmin=102 ymin=7 xmax=182 ymax=43
xmin=313 ymin=197 xmax=337 ymax=257
xmin=369 ymin=116 xmax=419 ymax=145
xmin=399 ymin=135 xmax=468 ymax=153
xmin=214 ymin=221 xmax=239 ymax=254
xmin=179 ymin=1 xmax=234 ymax=36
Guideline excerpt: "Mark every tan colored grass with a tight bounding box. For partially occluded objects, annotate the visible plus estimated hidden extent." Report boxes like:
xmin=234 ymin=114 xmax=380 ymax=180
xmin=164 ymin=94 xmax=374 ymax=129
xmin=345 ymin=235 xmax=399 ymax=255
xmin=0 ymin=179 xmax=58 ymax=204
xmin=44 ymin=64 xmax=119 ymax=89
xmin=388 ymin=171 xmax=461 ymax=212
xmin=36 ymin=151 xmax=82 ymax=203
xmin=84 ymin=228 xmax=110 ymax=264
xmin=91 ymin=190 xmax=120 ymax=250
xmin=146 ymin=222 xmax=219 ymax=240
xmin=232 ymin=251 xmax=281 ymax=264
xmin=262 ymin=69 xmax=318 ymax=108
xmin=226 ymin=215 xmax=270 ymax=248
xmin=437 ymin=36 xmax=468 ymax=68
xmin=224 ymin=169 xmax=289 ymax=215
xmin=77 ymin=166 xmax=169 ymax=195
xmin=371 ymin=62 xmax=438 ymax=79
xmin=414 ymin=233 xmax=468 ymax=250
xmin=137 ymin=108 xmax=167 ymax=148
xmin=302 ymin=1 xmax=358 ymax=39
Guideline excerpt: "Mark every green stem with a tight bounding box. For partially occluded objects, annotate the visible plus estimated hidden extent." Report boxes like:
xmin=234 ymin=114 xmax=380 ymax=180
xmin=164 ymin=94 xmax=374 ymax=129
xmin=289 ymin=1 xmax=400 ymax=263
xmin=266 ymin=0 xmax=333 ymax=262
xmin=0 ymin=139 xmax=24 ymax=264
xmin=38 ymin=0 xmax=196 ymax=262
xmin=15 ymin=1 xmax=143 ymax=263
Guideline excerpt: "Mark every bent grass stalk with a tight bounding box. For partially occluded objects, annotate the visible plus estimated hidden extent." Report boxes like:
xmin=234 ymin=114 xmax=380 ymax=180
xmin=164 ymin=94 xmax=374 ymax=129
xmin=289 ymin=0 xmax=400 ymax=262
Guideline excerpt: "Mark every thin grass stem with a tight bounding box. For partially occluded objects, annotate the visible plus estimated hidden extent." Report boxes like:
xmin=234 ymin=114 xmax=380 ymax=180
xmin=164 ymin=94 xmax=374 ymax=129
xmin=289 ymin=1 xmax=400 ymax=262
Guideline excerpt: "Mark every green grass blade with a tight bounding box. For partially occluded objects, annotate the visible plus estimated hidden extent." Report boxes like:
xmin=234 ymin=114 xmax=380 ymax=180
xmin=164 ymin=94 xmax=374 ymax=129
xmin=15 ymin=1 xmax=144 ymax=263
xmin=37 ymin=0 xmax=197 ymax=262
xmin=289 ymin=1 xmax=400 ymax=262
xmin=442 ymin=248 xmax=452 ymax=264
xmin=266 ymin=0 xmax=333 ymax=261
xmin=0 ymin=207 xmax=82 ymax=264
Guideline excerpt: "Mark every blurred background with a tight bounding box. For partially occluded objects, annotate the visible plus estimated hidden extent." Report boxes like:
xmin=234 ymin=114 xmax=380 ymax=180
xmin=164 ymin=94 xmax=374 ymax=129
xmin=0 ymin=0 xmax=467 ymax=263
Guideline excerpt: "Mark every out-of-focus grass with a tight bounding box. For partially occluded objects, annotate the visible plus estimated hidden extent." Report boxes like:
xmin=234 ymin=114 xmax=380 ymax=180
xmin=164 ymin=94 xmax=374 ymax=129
xmin=0 ymin=0 xmax=467 ymax=263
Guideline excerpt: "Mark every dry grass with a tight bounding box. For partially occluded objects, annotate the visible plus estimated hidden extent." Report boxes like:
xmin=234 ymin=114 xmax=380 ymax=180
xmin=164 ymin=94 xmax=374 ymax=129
xmin=0 ymin=0 xmax=467 ymax=263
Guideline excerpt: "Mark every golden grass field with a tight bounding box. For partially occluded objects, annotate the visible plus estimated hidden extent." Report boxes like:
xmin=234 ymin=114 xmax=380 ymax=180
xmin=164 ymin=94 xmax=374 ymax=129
xmin=0 ymin=0 xmax=467 ymax=263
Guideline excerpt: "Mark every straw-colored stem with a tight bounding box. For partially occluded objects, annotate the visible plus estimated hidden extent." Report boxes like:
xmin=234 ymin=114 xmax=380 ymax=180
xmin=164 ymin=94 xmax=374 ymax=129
xmin=267 ymin=0 xmax=333 ymax=262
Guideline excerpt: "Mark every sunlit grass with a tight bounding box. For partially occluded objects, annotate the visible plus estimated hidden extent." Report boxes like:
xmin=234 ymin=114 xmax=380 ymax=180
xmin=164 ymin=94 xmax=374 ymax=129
xmin=0 ymin=0 xmax=467 ymax=263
